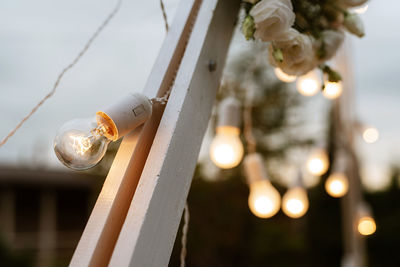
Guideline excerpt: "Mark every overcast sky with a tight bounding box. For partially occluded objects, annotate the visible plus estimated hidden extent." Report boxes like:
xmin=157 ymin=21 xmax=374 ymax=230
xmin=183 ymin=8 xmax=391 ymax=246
xmin=0 ymin=0 xmax=399 ymax=190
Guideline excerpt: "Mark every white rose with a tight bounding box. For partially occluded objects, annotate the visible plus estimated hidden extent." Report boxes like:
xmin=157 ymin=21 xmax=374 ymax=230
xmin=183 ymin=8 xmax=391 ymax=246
xmin=340 ymin=0 xmax=368 ymax=7
xmin=269 ymin=29 xmax=317 ymax=76
xmin=315 ymin=30 xmax=345 ymax=61
xmin=250 ymin=0 xmax=295 ymax=42
xmin=343 ymin=13 xmax=365 ymax=37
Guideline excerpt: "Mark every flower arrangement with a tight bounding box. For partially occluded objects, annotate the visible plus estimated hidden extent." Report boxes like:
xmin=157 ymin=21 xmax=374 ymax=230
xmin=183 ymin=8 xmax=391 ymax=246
xmin=242 ymin=0 xmax=367 ymax=83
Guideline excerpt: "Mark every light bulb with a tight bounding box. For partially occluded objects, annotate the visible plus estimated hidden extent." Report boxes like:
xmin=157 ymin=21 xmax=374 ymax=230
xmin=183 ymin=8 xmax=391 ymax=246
xmin=306 ymin=148 xmax=329 ymax=176
xmin=296 ymin=71 xmax=321 ymax=97
xmin=248 ymin=180 xmax=281 ymax=218
xmin=210 ymin=97 xmax=243 ymax=169
xmin=244 ymin=153 xmax=281 ymax=218
xmin=362 ymin=127 xmax=379 ymax=143
xmin=358 ymin=216 xmax=376 ymax=236
xmin=54 ymin=93 xmax=153 ymax=170
xmin=322 ymin=81 xmax=342 ymax=99
xmin=54 ymin=118 xmax=112 ymax=170
xmin=325 ymin=172 xmax=349 ymax=198
xmin=282 ymin=186 xmax=309 ymax=218
xmin=274 ymin=68 xmax=297 ymax=83
xmin=210 ymin=126 xmax=244 ymax=169
xmin=353 ymin=4 xmax=368 ymax=14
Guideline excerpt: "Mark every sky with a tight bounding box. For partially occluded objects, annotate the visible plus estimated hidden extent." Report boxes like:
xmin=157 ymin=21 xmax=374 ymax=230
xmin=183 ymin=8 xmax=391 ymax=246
xmin=0 ymin=0 xmax=399 ymax=191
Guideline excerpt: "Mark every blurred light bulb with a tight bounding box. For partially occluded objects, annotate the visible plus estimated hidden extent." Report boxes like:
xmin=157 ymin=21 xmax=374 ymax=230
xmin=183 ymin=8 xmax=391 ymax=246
xmin=210 ymin=97 xmax=243 ymax=169
xmin=244 ymin=153 xmax=281 ymax=218
xmin=296 ymin=71 xmax=321 ymax=96
xmin=353 ymin=4 xmax=368 ymax=14
xmin=54 ymin=93 xmax=152 ymax=170
xmin=274 ymin=68 xmax=297 ymax=83
xmin=248 ymin=180 xmax=281 ymax=218
xmin=362 ymin=127 xmax=379 ymax=143
xmin=210 ymin=126 xmax=244 ymax=169
xmin=282 ymin=186 xmax=309 ymax=218
xmin=323 ymin=81 xmax=343 ymax=99
xmin=306 ymin=149 xmax=329 ymax=176
xmin=358 ymin=216 xmax=376 ymax=236
xmin=325 ymin=172 xmax=349 ymax=198
xmin=54 ymin=118 xmax=112 ymax=170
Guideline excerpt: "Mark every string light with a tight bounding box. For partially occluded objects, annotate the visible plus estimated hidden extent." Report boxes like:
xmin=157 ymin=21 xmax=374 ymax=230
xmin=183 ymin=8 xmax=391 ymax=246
xmin=306 ymin=148 xmax=329 ymax=176
xmin=210 ymin=97 xmax=244 ymax=169
xmin=274 ymin=68 xmax=297 ymax=83
xmin=282 ymin=186 xmax=309 ymax=219
xmin=296 ymin=70 xmax=321 ymax=97
xmin=54 ymin=93 xmax=153 ymax=170
xmin=357 ymin=203 xmax=376 ymax=236
xmin=362 ymin=127 xmax=379 ymax=144
xmin=322 ymin=81 xmax=343 ymax=99
xmin=325 ymin=172 xmax=349 ymax=198
xmin=353 ymin=4 xmax=368 ymax=14
xmin=244 ymin=153 xmax=281 ymax=218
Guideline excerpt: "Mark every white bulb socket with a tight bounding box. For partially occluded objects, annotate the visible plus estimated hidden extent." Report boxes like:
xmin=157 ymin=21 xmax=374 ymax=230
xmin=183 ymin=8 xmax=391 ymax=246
xmin=244 ymin=153 xmax=268 ymax=184
xmin=96 ymin=93 xmax=153 ymax=141
xmin=217 ymin=97 xmax=241 ymax=128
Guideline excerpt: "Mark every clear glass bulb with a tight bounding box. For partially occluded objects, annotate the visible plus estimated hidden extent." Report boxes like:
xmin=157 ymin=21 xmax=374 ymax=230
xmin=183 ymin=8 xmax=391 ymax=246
xmin=274 ymin=68 xmax=297 ymax=83
xmin=325 ymin=172 xmax=349 ymax=198
xmin=358 ymin=216 xmax=376 ymax=236
xmin=322 ymin=81 xmax=343 ymax=99
xmin=54 ymin=118 xmax=112 ymax=170
xmin=306 ymin=148 xmax=329 ymax=176
xmin=362 ymin=127 xmax=379 ymax=144
xmin=209 ymin=126 xmax=244 ymax=169
xmin=296 ymin=71 xmax=321 ymax=97
xmin=282 ymin=186 xmax=309 ymax=218
xmin=248 ymin=180 xmax=281 ymax=218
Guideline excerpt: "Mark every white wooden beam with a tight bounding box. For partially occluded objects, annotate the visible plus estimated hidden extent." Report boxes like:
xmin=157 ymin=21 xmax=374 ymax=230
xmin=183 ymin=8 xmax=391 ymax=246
xmin=70 ymin=0 xmax=202 ymax=265
xmin=109 ymin=0 xmax=240 ymax=266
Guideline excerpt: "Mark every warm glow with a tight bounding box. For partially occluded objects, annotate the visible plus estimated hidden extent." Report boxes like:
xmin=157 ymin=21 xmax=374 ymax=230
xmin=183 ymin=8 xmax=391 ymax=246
xmin=362 ymin=127 xmax=379 ymax=144
xmin=70 ymin=135 xmax=92 ymax=156
xmin=248 ymin=180 xmax=281 ymax=218
xmin=210 ymin=126 xmax=244 ymax=169
xmin=325 ymin=172 xmax=349 ymax=198
xmin=322 ymin=81 xmax=342 ymax=99
xmin=296 ymin=71 xmax=321 ymax=97
xmin=306 ymin=149 xmax=329 ymax=176
xmin=358 ymin=216 xmax=376 ymax=236
xmin=353 ymin=4 xmax=368 ymax=14
xmin=274 ymin=68 xmax=297 ymax=83
xmin=282 ymin=187 xmax=309 ymax=218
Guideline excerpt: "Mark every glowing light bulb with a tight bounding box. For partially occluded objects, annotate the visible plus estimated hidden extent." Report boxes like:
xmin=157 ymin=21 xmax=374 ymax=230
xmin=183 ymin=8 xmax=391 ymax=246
xmin=325 ymin=172 xmax=349 ymax=198
xmin=358 ymin=216 xmax=376 ymax=236
xmin=248 ymin=180 xmax=281 ymax=218
xmin=210 ymin=97 xmax=243 ymax=169
xmin=282 ymin=186 xmax=309 ymax=218
xmin=274 ymin=68 xmax=297 ymax=83
xmin=353 ymin=4 xmax=368 ymax=14
xmin=210 ymin=126 xmax=244 ymax=169
xmin=54 ymin=93 xmax=153 ymax=170
xmin=244 ymin=153 xmax=281 ymax=218
xmin=296 ymin=71 xmax=321 ymax=97
xmin=362 ymin=127 xmax=379 ymax=143
xmin=306 ymin=149 xmax=329 ymax=176
xmin=322 ymin=81 xmax=342 ymax=99
xmin=54 ymin=118 xmax=112 ymax=170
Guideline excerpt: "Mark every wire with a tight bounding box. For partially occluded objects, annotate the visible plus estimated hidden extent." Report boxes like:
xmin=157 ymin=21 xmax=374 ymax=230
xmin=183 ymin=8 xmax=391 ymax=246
xmin=180 ymin=202 xmax=190 ymax=267
xmin=0 ymin=0 xmax=123 ymax=148
xmin=159 ymin=0 xmax=169 ymax=32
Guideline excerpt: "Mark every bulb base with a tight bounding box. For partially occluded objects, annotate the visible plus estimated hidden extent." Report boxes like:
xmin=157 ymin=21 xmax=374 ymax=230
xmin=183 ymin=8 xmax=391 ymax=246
xmin=96 ymin=93 xmax=153 ymax=140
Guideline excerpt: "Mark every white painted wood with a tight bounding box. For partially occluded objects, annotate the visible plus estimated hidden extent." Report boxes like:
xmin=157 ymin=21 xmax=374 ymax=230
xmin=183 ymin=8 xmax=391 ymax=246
xmin=109 ymin=0 xmax=240 ymax=266
xmin=70 ymin=0 xmax=205 ymax=266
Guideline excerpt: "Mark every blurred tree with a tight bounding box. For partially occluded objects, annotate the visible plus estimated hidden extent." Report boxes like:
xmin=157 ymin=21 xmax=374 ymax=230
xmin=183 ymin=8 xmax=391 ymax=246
xmin=168 ymin=45 xmax=343 ymax=267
